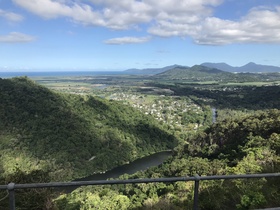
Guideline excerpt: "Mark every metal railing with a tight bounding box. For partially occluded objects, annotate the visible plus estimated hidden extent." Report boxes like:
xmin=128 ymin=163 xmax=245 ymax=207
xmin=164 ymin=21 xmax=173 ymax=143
xmin=1 ymin=173 xmax=280 ymax=210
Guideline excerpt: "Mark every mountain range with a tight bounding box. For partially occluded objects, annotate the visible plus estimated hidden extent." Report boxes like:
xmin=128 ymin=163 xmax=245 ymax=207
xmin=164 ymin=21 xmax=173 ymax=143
xmin=201 ymin=62 xmax=280 ymax=73
xmin=150 ymin=65 xmax=280 ymax=82
xmin=125 ymin=62 xmax=280 ymax=75
xmin=152 ymin=65 xmax=254 ymax=82
xmin=124 ymin=65 xmax=181 ymax=75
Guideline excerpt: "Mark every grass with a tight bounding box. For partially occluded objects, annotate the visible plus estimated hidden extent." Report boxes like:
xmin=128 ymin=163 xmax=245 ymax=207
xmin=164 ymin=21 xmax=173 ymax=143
xmin=220 ymin=81 xmax=280 ymax=86
xmin=32 ymin=75 xmax=280 ymax=96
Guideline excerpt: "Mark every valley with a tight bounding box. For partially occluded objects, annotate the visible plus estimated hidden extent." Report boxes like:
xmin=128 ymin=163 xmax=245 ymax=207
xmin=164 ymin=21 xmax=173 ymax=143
xmin=0 ymin=64 xmax=280 ymax=209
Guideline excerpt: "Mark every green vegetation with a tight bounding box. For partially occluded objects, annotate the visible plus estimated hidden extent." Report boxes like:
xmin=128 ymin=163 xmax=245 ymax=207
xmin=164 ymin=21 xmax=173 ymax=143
xmin=0 ymin=66 xmax=279 ymax=209
xmin=153 ymin=65 xmax=280 ymax=83
xmin=150 ymin=83 xmax=280 ymax=110
xmin=0 ymin=77 xmax=176 ymax=180
xmin=57 ymin=110 xmax=280 ymax=210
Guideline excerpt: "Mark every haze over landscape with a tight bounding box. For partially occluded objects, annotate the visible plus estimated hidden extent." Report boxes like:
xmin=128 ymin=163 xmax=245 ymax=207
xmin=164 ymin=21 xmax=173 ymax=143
xmin=1 ymin=0 xmax=280 ymax=71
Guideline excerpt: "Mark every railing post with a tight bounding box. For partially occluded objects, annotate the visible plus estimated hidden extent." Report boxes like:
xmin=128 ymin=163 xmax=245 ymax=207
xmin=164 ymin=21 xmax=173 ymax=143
xmin=7 ymin=183 xmax=16 ymax=210
xmin=193 ymin=174 xmax=200 ymax=210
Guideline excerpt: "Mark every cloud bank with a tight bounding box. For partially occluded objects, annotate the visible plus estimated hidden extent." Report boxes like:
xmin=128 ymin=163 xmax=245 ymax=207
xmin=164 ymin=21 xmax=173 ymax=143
xmin=0 ymin=9 xmax=24 ymax=22
xmin=11 ymin=0 xmax=280 ymax=45
xmin=104 ymin=36 xmax=151 ymax=45
xmin=0 ymin=32 xmax=36 ymax=43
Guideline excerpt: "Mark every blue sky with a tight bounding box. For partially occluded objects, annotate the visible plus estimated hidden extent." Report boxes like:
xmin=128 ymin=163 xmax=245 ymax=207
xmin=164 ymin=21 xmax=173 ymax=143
xmin=1 ymin=0 xmax=280 ymax=71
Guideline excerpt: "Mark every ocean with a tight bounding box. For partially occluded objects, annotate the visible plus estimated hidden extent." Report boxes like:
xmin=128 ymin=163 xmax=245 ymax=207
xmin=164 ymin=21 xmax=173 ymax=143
xmin=0 ymin=71 xmax=126 ymax=78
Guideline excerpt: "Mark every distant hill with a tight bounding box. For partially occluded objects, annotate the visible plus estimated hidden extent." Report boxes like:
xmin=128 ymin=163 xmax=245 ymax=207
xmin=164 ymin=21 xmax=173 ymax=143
xmin=124 ymin=64 xmax=183 ymax=75
xmin=0 ymin=77 xmax=177 ymax=181
xmin=124 ymin=62 xmax=280 ymax=75
xmin=152 ymin=64 xmax=280 ymax=82
xmin=201 ymin=62 xmax=280 ymax=73
xmin=152 ymin=65 xmax=245 ymax=82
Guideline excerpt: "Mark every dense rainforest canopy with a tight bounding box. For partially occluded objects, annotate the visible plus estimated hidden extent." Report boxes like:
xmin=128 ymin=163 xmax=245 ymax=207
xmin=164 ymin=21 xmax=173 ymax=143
xmin=0 ymin=77 xmax=176 ymax=180
xmin=0 ymin=76 xmax=279 ymax=209
xmin=57 ymin=110 xmax=280 ymax=210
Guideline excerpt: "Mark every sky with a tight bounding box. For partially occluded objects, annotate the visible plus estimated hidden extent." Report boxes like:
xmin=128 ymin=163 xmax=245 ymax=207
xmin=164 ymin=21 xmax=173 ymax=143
xmin=0 ymin=0 xmax=280 ymax=71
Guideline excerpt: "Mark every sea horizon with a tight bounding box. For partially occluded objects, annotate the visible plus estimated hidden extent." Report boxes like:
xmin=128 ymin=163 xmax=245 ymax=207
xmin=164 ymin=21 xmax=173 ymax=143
xmin=0 ymin=70 xmax=127 ymax=78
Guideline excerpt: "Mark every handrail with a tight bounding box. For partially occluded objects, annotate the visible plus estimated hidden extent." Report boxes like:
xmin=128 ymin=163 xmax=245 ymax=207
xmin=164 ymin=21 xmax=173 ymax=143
xmin=1 ymin=173 xmax=280 ymax=210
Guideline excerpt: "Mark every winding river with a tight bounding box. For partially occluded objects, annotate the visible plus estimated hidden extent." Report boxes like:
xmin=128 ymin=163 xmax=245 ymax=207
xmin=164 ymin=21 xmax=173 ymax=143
xmin=76 ymin=151 xmax=172 ymax=182
xmin=64 ymin=151 xmax=172 ymax=192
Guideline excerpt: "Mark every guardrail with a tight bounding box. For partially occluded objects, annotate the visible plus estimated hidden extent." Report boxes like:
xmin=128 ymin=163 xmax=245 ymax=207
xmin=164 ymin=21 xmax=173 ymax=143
xmin=1 ymin=173 xmax=280 ymax=210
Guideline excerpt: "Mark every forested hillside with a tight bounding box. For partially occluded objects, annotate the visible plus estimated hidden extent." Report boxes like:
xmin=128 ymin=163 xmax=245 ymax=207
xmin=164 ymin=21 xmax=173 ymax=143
xmin=153 ymin=65 xmax=280 ymax=82
xmin=1 ymin=76 xmax=279 ymax=210
xmin=153 ymin=65 xmax=244 ymax=82
xmin=57 ymin=110 xmax=280 ymax=210
xmin=0 ymin=77 xmax=177 ymax=181
xmin=201 ymin=62 xmax=280 ymax=73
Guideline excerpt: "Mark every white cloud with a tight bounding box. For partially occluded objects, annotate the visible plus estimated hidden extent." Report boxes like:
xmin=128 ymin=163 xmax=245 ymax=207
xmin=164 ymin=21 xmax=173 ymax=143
xmin=12 ymin=0 xmax=221 ymax=29
xmin=0 ymin=9 xmax=24 ymax=22
xmin=11 ymin=0 xmax=280 ymax=45
xmin=0 ymin=32 xmax=36 ymax=43
xmin=104 ymin=36 xmax=151 ymax=45
xmin=193 ymin=6 xmax=280 ymax=45
xmin=148 ymin=5 xmax=280 ymax=45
